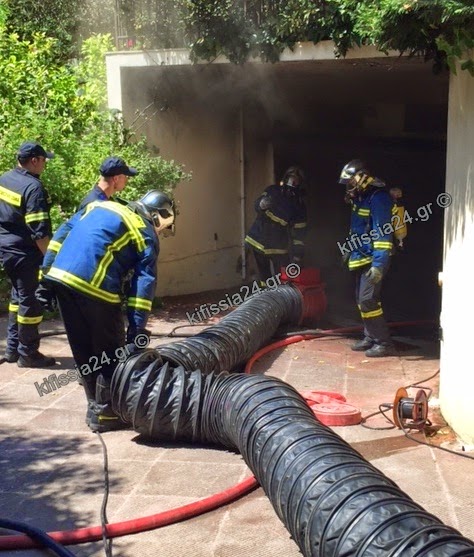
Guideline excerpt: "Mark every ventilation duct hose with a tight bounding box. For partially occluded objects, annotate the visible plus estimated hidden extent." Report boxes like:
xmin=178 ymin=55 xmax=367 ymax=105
xmin=155 ymin=284 xmax=302 ymax=373
xmin=111 ymin=352 xmax=474 ymax=556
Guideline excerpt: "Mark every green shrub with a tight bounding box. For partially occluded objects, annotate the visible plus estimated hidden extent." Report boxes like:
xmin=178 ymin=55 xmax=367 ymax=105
xmin=0 ymin=30 xmax=190 ymax=303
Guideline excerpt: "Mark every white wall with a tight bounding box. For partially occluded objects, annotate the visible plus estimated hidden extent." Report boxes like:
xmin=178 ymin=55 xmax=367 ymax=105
xmin=151 ymin=102 xmax=243 ymax=296
xmin=440 ymin=62 xmax=474 ymax=445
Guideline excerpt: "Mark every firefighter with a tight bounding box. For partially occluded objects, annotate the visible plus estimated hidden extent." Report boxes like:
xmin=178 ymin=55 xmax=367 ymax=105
xmin=42 ymin=190 xmax=175 ymax=432
xmin=77 ymin=156 xmax=138 ymax=210
xmin=0 ymin=142 xmax=56 ymax=367
xmin=245 ymin=166 xmax=307 ymax=284
xmin=339 ymin=159 xmax=397 ymax=358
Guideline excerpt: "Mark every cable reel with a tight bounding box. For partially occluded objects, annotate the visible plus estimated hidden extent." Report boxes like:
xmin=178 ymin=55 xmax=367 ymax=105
xmin=392 ymin=386 xmax=432 ymax=430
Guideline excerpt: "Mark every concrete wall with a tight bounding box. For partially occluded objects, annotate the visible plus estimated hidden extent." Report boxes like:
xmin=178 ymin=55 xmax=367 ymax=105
xmin=440 ymin=63 xmax=474 ymax=446
xmin=120 ymin=65 xmax=244 ymax=297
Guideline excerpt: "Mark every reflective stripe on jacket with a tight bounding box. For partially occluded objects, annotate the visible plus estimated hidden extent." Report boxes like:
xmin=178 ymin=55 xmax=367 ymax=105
xmin=347 ymin=187 xmax=395 ymax=270
xmin=43 ymin=201 xmax=159 ymax=332
xmin=0 ymin=167 xmax=52 ymax=260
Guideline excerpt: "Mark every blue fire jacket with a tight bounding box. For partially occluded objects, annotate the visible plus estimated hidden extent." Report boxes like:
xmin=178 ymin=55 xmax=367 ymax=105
xmin=245 ymin=184 xmax=307 ymax=259
xmin=0 ymin=167 xmax=52 ymax=265
xmin=346 ymin=185 xmax=395 ymax=270
xmin=43 ymin=201 xmax=159 ymax=335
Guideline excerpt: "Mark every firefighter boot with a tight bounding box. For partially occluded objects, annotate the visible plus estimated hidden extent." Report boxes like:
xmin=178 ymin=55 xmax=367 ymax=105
xmin=17 ymin=351 xmax=56 ymax=368
xmin=365 ymin=342 xmax=397 ymax=358
xmin=87 ymin=373 xmax=129 ymax=433
xmin=351 ymin=337 xmax=374 ymax=351
xmin=3 ymin=350 xmax=19 ymax=363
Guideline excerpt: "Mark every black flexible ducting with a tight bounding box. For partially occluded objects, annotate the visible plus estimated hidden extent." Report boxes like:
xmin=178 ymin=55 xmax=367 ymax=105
xmin=112 ymin=351 xmax=474 ymax=556
xmin=0 ymin=519 xmax=76 ymax=557
xmin=155 ymin=284 xmax=302 ymax=373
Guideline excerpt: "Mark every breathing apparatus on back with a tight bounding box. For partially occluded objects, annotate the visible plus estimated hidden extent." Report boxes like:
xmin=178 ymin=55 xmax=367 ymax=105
xmin=389 ymin=187 xmax=408 ymax=250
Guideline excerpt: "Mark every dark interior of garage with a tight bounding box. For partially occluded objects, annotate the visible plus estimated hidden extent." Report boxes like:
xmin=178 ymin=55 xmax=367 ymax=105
xmin=274 ymin=134 xmax=447 ymax=326
xmin=262 ymin=58 xmax=449 ymax=327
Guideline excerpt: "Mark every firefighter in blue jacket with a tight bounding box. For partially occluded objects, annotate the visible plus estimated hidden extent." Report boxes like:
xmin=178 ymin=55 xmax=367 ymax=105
xmin=42 ymin=189 xmax=175 ymax=432
xmin=339 ymin=159 xmax=397 ymax=358
xmin=245 ymin=166 xmax=307 ymax=284
xmin=0 ymin=141 xmax=56 ymax=368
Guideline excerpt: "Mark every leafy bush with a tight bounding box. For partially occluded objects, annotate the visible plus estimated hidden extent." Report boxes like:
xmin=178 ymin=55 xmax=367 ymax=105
xmin=0 ymin=31 xmax=190 ymax=228
xmin=0 ymin=26 xmax=190 ymax=303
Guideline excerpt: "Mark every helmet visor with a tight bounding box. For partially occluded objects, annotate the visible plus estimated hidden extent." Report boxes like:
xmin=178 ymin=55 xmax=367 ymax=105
xmin=339 ymin=167 xmax=354 ymax=185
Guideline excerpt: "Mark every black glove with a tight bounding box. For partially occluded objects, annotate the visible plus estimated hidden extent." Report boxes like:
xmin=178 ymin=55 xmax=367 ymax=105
xmin=36 ymin=281 xmax=57 ymax=312
xmin=126 ymin=328 xmax=151 ymax=354
xmin=259 ymin=195 xmax=273 ymax=211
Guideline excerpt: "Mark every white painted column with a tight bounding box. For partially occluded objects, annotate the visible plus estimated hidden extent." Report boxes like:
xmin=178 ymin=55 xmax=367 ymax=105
xmin=440 ymin=60 xmax=474 ymax=446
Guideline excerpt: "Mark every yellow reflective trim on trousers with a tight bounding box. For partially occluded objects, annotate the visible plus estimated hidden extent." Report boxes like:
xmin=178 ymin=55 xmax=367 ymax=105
xmin=9 ymin=303 xmax=19 ymax=312
xmin=86 ymin=201 xmax=146 ymax=252
xmin=264 ymin=248 xmax=288 ymax=255
xmin=18 ymin=314 xmax=43 ymax=325
xmin=48 ymin=240 xmax=62 ymax=252
xmin=349 ymin=257 xmax=372 ymax=269
xmin=127 ymin=297 xmax=152 ymax=311
xmin=245 ymin=235 xmax=265 ymax=252
xmin=25 ymin=212 xmax=49 ymax=223
xmin=0 ymin=185 xmax=21 ymax=207
xmin=292 ymin=240 xmax=304 ymax=246
xmin=245 ymin=236 xmax=287 ymax=255
xmin=360 ymin=308 xmax=384 ymax=319
xmin=266 ymin=210 xmax=288 ymax=226
xmin=293 ymin=222 xmax=307 ymax=229
xmin=373 ymin=241 xmax=393 ymax=249
xmin=91 ymin=232 xmax=132 ymax=288
xmin=47 ymin=268 xmax=121 ymax=304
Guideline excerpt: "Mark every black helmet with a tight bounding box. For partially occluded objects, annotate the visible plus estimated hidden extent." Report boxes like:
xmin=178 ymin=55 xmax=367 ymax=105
xmin=129 ymin=190 xmax=175 ymax=234
xmin=280 ymin=166 xmax=305 ymax=197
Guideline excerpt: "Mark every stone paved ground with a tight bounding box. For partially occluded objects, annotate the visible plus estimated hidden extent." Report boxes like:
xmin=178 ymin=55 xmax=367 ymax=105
xmin=0 ymin=291 xmax=473 ymax=557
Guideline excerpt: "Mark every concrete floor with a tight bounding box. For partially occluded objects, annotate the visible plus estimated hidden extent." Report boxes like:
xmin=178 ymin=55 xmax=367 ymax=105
xmin=0 ymin=291 xmax=473 ymax=557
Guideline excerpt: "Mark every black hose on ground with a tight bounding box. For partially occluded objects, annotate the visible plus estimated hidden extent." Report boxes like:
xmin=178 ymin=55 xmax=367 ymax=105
xmin=0 ymin=519 xmax=76 ymax=557
xmin=111 ymin=350 xmax=474 ymax=556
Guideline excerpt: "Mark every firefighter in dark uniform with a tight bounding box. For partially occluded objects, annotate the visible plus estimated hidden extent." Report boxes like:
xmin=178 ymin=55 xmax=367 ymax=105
xmin=245 ymin=166 xmax=307 ymax=284
xmin=77 ymin=156 xmax=137 ymax=211
xmin=339 ymin=159 xmax=397 ymax=358
xmin=0 ymin=142 xmax=56 ymax=367
xmin=42 ymin=189 xmax=175 ymax=432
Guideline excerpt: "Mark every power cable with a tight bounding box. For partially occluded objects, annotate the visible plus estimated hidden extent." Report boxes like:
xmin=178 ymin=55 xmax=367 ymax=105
xmin=94 ymin=432 xmax=113 ymax=557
